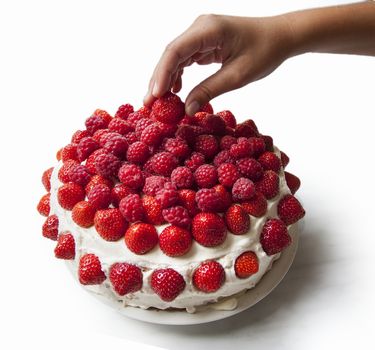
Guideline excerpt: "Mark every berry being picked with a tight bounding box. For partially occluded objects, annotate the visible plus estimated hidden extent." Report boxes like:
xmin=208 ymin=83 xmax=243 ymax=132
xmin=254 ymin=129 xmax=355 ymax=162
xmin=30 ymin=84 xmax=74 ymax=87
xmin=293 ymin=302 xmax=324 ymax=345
xmin=235 ymin=251 xmax=259 ymax=278
xmin=255 ymin=170 xmax=280 ymax=199
xmin=57 ymin=182 xmax=85 ymax=210
xmin=277 ymin=194 xmax=305 ymax=225
xmin=109 ymin=262 xmax=142 ymax=296
xmin=194 ymin=164 xmax=218 ymax=188
xmin=192 ymin=212 xmax=227 ymax=247
xmin=125 ymin=223 xmax=158 ymax=254
xmin=119 ymin=194 xmax=145 ymax=222
xmin=94 ymin=208 xmax=127 ymax=241
xmin=42 ymin=167 xmax=54 ymax=191
xmin=258 ymin=151 xmax=282 ymax=172
xmin=193 ymin=261 xmax=225 ymax=293
xmin=159 ymin=225 xmax=192 ymax=256
xmin=162 ymin=206 xmax=191 ymax=228
xmin=78 ymin=253 xmax=106 ymax=285
xmin=217 ymin=163 xmax=240 ymax=187
xmin=241 ymin=191 xmax=268 ymax=217
xmin=284 ymin=171 xmax=301 ymax=194
xmin=151 ymin=92 xmax=185 ymax=124
xmin=54 ymin=233 xmax=75 ymax=259
xmin=232 ymin=177 xmax=256 ymax=201
xmin=42 ymin=214 xmax=59 ymax=240
xmin=224 ymin=204 xmax=250 ymax=235
xmin=171 ymin=166 xmax=194 ymax=189
xmin=260 ymin=218 xmax=291 ymax=255
xmin=71 ymin=201 xmax=96 ymax=228
xmin=87 ymin=183 xmax=112 ymax=209
xmin=118 ymin=163 xmax=145 ymax=190
xmin=142 ymin=195 xmax=165 ymax=225
xmin=37 ymin=193 xmax=50 ymax=216
xmin=151 ymin=152 xmax=178 ymax=177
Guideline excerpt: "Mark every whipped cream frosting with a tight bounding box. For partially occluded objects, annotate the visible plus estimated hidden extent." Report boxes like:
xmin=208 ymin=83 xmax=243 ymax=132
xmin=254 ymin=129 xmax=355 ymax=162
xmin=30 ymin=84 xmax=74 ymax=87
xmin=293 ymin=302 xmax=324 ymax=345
xmin=49 ymin=148 xmax=292 ymax=311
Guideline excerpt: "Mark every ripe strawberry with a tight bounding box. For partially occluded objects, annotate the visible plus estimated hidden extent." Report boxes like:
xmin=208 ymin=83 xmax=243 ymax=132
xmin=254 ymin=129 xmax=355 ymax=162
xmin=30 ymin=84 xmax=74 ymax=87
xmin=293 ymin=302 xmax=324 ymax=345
xmin=260 ymin=218 xmax=291 ymax=255
xmin=119 ymin=194 xmax=145 ymax=222
xmin=258 ymin=151 xmax=281 ymax=172
xmin=224 ymin=204 xmax=250 ymax=235
xmin=125 ymin=223 xmax=158 ymax=254
xmin=57 ymin=182 xmax=85 ymax=210
xmin=61 ymin=143 xmax=78 ymax=162
xmin=194 ymin=134 xmax=219 ymax=159
xmin=94 ymin=208 xmax=128 ymax=241
xmin=77 ymin=137 xmax=100 ymax=162
xmin=151 ymin=152 xmax=178 ymax=177
xmin=277 ymin=194 xmax=305 ymax=225
xmin=54 ymin=233 xmax=75 ymax=259
xmin=115 ymin=103 xmax=134 ymax=120
xmin=241 ymin=191 xmax=268 ymax=217
xmin=109 ymin=262 xmax=143 ymax=296
xmin=37 ymin=193 xmax=50 ymax=216
xmin=178 ymin=189 xmax=199 ymax=217
xmin=56 ymin=148 xmax=62 ymax=161
xmin=193 ymin=261 xmax=225 ymax=293
xmin=85 ymin=174 xmax=113 ymax=193
xmin=235 ymin=251 xmax=259 ymax=278
xmin=142 ymin=195 xmax=165 ymax=225
xmin=42 ymin=167 xmax=54 ymax=191
xmin=87 ymin=183 xmax=112 ymax=209
xmin=194 ymin=164 xmax=218 ymax=188
xmin=255 ymin=170 xmax=280 ymax=199
xmin=78 ymin=253 xmax=106 ymax=285
xmin=111 ymin=183 xmax=135 ymax=207
xmin=151 ymin=92 xmax=185 ymax=124
xmin=284 ymin=171 xmax=301 ymax=194
xmin=280 ymin=151 xmax=289 ymax=168
xmin=159 ymin=225 xmax=192 ymax=256
xmin=118 ymin=163 xmax=145 ymax=190
xmin=213 ymin=184 xmax=232 ymax=212
xmin=192 ymin=212 xmax=227 ymax=247
xmin=232 ymin=177 xmax=256 ymax=201
xmin=71 ymin=201 xmax=96 ymax=228
xmin=151 ymin=268 xmax=186 ymax=301
xmin=42 ymin=215 xmax=59 ymax=240
xmin=58 ymin=159 xmax=79 ymax=183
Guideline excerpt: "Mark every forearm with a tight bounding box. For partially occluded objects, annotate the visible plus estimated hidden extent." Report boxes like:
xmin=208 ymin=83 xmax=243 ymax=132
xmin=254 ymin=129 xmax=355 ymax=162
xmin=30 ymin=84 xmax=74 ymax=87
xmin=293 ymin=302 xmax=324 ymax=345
xmin=284 ymin=1 xmax=375 ymax=56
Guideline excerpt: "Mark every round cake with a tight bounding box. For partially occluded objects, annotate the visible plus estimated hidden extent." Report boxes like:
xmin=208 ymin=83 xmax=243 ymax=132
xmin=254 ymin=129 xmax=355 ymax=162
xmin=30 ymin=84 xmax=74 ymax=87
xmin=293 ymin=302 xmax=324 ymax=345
xmin=37 ymin=93 xmax=305 ymax=313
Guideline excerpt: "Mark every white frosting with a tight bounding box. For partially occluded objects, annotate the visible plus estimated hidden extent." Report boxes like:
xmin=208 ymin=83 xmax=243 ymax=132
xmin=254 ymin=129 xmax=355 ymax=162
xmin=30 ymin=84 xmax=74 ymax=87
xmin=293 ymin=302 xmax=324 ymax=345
xmin=49 ymin=148 xmax=292 ymax=311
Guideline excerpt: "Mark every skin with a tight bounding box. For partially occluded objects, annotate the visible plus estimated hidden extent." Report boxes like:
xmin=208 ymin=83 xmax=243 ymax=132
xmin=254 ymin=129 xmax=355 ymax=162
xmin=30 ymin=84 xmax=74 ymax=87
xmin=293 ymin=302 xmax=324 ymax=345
xmin=143 ymin=2 xmax=375 ymax=115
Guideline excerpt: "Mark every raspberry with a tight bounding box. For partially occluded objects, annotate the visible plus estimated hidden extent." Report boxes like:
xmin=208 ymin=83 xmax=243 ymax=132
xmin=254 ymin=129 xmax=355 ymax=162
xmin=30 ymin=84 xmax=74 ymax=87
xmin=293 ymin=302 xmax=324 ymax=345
xmin=178 ymin=189 xmax=199 ymax=217
xmin=124 ymin=131 xmax=138 ymax=145
xmin=135 ymin=118 xmax=153 ymax=138
xmin=56 ymin=148 xmax=62 ymax=161
xmin=85 ymin=174 xmax=113 ymax=193
xmin=260 ymin=218 xmax=291 ymax=255
xmin=217 ymin=163 xmax=240 ymax=187
xmin=77 ymin=137 xmax=100 ymax=162
xmin=217 ymin=110 xmax=236 ymax=128
xmin=248 ymin=137 xmax=266 ymax=157
xmin=78 ymin=254 xmax=106 ymax=285
xmin=118 ymin=163 xmax=144 ymax=189
xmin=126 ymin=141 xmax=150 ymax=164
xmin=194 ymin=164 xmax=218 ymax=188
xmin=213 ymin=150 xmax=235 ymax=167
xmin=234 ymin=122 xmax=258 ymax=138
xmin=192 ymin=261 xmax=225 ymax=293
xmin=92 ymin=109 xmax=112 ymax=124
xmin=111 ymin=183 xmax=135 ymax=206
xmin=162 ymin=206 xmax=191 ymax=228
xmin=235 ymin=251 xmax=259 ymax=278
xmin=151 ymin=152 xmax=178 ymax=177
xmin=258 ymin=151 xmax=281 ymax=172
xmin=94 ymin=151 xmax=122 ymax=179
xmin=184 ymin=152 xmax=205 ymax=171
xmin=85 ymin=115 xmax=107 ymax=135
xmin=57 ymin=182 xmax=85 ymax=210
xmin=71 ymin=129 xmax=90 ymax=144
xmin=151 ymin=268 xmax=186 ymax=301
xmin=255 ymin=170 xmax=280 ymax=199
xmin=176 ymin=125 xmax=197 ymax=146
xmin=84 ymin=148 xmax=105 ymax=174
xmin=237 ymin=157 xmax=264 ymax=181
xmin=194 ymin=134 xmax=219 ymax=159
xmin=87 ymin=183 xmax=112 ymax=209
xmin=109 ymin=262 xmax=142 ymax=296
xmin=37 ymin=193 xmax=50 ymax=216
xmin=195 ymin=188 xmax=222 ymax=212
xmin=143 ymin=176 xmax=169 ymax=196
xmin=42 ymin=215 xmax=59 ymax=240
xmin=108 ymin=118 xmax=133 ymax=135
xmin=127 ymin=111 xmax=145 ymax=127
xmin=92 ymin=129 xmax=111 ymax=143
xmin=67 ymin=164 xmax=91 ymax=187
xmin=42 ymin=167 xmax=54 ymax=192
xmin=192 ymin=111 xmax=208 ymax=124
xmin=171 ymin=166 xmax=194 ymax=189
xmin=155 ymin=121 xmax=177 ymax=138
xmin=163 ymin=138 xmax=190 ymax=159
xmin=199 ymin=102 xmax=214 ymax=114
xmin=156 ymin=183 xmax=179 ymax=209
xmin=119 ymin=194 xmax=145 ymax=222
xmin=94 ymin=208 xmax=128 ymax=241
xmin=142 ymin=195 xmax=164 ymax=225
xmin=200 ymin=114 xmax=226 ymax=135
xmin=115 ymin=103 xmax=134 ymax=120
xmin=137 ymin=105 xmax=152 ymax=118
xmin=71 ymin=201 xmax=96 ymax=228
xmin=125 ymin=223 xmax=158 ymax=254
xmin=140 ymin=124 xmax=163 ymax=147
xmin=220 ymin=135 xmax=237 ymax=150
xmin=58 ymin=159 xmax=79 ymax=183
xmin=232 ymin=177 xmax=256 ymax=201
xmin=224 ymin=204 xmax=250 ymax=234
xmin=61 ymin=144 xmax=78 ymax=162
xmin=261 ymin=134 xmax=274 ymax=151
xmin=280 ymin=151 xmax=289 ymax=168
xmin=159 ymin=225 xmax=192 ymax=256
xmin=103 ymin=134 xmax=128 ymax=159
xmin=284 ymin=171 xmax=301 ymax=194
xmin=151 ymin=92 xmax=185 ymax=124
xmin=243 ymin=119 xmax=259 ymax=133
xmin=54 ymin=233 xmax=75 ymax=260
xmin=277 ymin=194 xmax=305 ymax=225
xmin=192 ymin=212 xmax=227 ymax=247
xmin=229 ymin=138 xmax=252 ymax=159
xmin=241 ymin=191 xmax=268 ymax=217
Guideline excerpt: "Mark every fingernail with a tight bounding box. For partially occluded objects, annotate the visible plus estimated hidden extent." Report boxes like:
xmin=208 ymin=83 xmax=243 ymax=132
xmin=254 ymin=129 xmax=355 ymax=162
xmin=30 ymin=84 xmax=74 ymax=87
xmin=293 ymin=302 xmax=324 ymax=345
xmin=186 ymin=101 xmax=200 ymax=116
xmin=152 ymin=82 xmax=159 ymax=96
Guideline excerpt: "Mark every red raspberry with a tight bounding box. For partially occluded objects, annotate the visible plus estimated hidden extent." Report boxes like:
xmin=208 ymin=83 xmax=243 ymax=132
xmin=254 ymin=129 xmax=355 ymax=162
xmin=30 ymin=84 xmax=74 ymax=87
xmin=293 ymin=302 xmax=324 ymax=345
xmin=261 ymin=134 xmax=274 ymax=151
xmin=155 ymin=121 xmax=177 ymax=138
xmin=178 ymin=115 xmax=195 ymax=125
xmin=85 ymin=115 xmax=107 ymax=135
xmin=151 ymin=92 xmax=185 ymax=124
xmin=61 ymin=144 xmax=78 ymax=162
xmin=192 ymin=111 xmax=208 ymax=124
xmin=125 ymin=223 xmax=158 ymax=254
xmin=58 ymin=159 xmax=79 ymax=183
xmin=164 ymin=138 xmax=190 ymax=159
xmin=99 ymin=132 xmax=122 ymax=147
xmin=237 ymin=157 xmax=264 ymax=181
xmin=140 ymin=124 xmax=163 ymax=147
xmin=258 ymin=151 xmax=281 ymax=172
xmin=194 ymin=134 xmax=219 ymax=159
xmin=200 ymin=114 xmax=226 ymax=135
xmin=260 ymin=218 xmax=291 ymax=255
xmin=235 ymin=251 xmax=259 ymax=278
xmin=124 ymin=131 xmax=138 ymax=145
xmin=143 ymin=176 xmax=169 ymax=196
xmin=57 ymin=182 xmax=85 ymax=210
xmin=92 ymin=129 xmax=111 ymax=143
xmin=156 ymin=183 xmax=179 ymax=209
xmin=78 ymin=254 xmax=106 ymax=285
xmin=217 ymin=163 xmax=240 ymax=187
xmin=103 ymin=134 xmax=128 ymax=159
xmin=87 ymin=183 xmax=112 ymax=209
xmin=285 ymin=171 xmax=301 ymax=194
xmin=37 ymin=193 xmax=50 ymax=217
xmin=280 ymin=151 xmax=289 ymax=168
xmin=42 ymin=215 xmax=59 ymax=240
xmin=193 ymin=261 xmax=225 ymax=293
xmin=56 ymin=148 xmax=62 ymax=161
xmin=118 ymin=163 xmax=144 ymax=189
xmin=176 ymin=125 xmax=196 ymax=146
xmin=54 ymin=233 xmax=75 ymax=260
xmin=192 ymin=212 xmax=227 ymax=247
xmin=92 ymin=109 xmax=112 ymax=124
xmin=224 ymin=204 xmax=250 ymax=234
xmin=196 ymin=188 xmax=221 ymax=212
xmin=85 ymin=174 xmax=113 ymax=193
xmin=159 ymin=225 xmax=192 ymax=256
xmin=248 ymin=137 xmax=266 ymax=157
xmin=213 ymin=150 xmax=235 ymax=167
xmin=243 ymin=119 xmax=259 ymax=133
xmin=127 ymin=111 xmax=145 ymax=127
xmin=77 ymin=137 xmax=100 ymax=162
xmin=94 ymin=151 xmax=122 ymax=179
xmin=126 ymin=141 xmax=150 ymax=164
xmin=109 ymin=262 xmax=142 ymax=296
xmin=137 ymin=105 xmax=152 ymax=118
xmin=232 ymin=177 xmax=256 ymax=201
xmin=151 ymin=152 xmax=178 ymax=177
xmin=171 ymin=166 xmax=194 ymax=189
xmin=199 ymin=102 xmax=214 ymax=114
xmin=142 ymin=195 xmax=164 ymax=225
xmin=256 ymin=170 xmax=280 ymax=199
xmin=220 ymin=135 xmax=237 ymax=150
xmin=72 ymin=201 xmax=96 ymax=228
xmin=151 ymin=268 xmax=186 ymax=301
xmin=135 ymin=118 xmax=153 ymax=138
xmin=115 ymin=103 xmax=134 ymax=120
xmin=241 ymin=191 xmax=268 ymax=217
xmin=162 ymin=206 xmax=191 ymax=229
xmin=213 ymin=184 xmax=233 ymax=212
xmin=230 ymin=138 xmax=252 ymax=159
xmin=217 ymin=110 xmax=236 ymax=128
xmin=108 ymin=118 xmax=133 ymax=135
xmin=111 ymin=183 xmax=135 ymax=206
xmin=194 ymin=164 xmax=218 ymax=188
xmin=71 ymin=129 xmax=90 ymax=144
xmin=68 ymin=164 xmax=91 ymax=187
xmin=42 ymin=167 xmax=54 ymax=192
xmin=94 ymin=208 xmax=128 ymax=241
xmin=84 ymin=148 xmax=106 ymax=174
xmin=184 ymin=152 xmax=205 ymax=171
xmin=119 ymin=194 xmax=145 ymax=222
xmin=234 ymin=122 xmax=258 ymax=138
xmin=277 ymin=194 xmax=305 ymax=225
xmin=178 ymin=189 xmax=199 ymax=217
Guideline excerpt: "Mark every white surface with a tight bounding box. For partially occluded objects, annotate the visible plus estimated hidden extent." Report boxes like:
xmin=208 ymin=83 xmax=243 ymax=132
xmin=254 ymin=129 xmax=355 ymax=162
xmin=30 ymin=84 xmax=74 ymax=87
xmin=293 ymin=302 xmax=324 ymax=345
xmin=0 ymin=0 xmax=374 ymax=349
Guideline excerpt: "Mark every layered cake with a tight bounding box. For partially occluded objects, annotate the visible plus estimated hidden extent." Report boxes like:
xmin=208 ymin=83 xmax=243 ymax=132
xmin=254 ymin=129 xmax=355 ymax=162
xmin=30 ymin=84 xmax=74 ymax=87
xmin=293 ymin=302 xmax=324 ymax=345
xmin=37 ymin=92 xmax=305 ymax=312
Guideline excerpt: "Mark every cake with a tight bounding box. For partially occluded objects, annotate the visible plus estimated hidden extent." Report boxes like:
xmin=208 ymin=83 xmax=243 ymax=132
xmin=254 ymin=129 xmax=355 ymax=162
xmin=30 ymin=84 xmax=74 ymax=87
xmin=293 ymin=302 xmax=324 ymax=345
xmin=37 ymin=92 xmax=305 ymax=313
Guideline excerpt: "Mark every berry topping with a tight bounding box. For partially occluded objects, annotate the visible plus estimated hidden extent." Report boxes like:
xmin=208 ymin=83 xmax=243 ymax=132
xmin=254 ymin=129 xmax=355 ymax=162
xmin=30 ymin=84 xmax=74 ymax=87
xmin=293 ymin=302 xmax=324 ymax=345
xmin=42 ymin=167 xmax=54 ymax=192
xmin=94 ymin=151 xmax=122 ymax=179
xmin=57 ymin=182 xmax=85 ymax=210
xmin=151 ymin=268 xmax=186 ymax=301
xmin=151 ymin=152 xmax=178 ymax=177
xmin=67 ymin=164 xmax=91 ymax=187
xmin=217 ymin=163 xmax=240 ymax=187
xmin=142 ymin=176 xmax=169 ymax=196
xmin=171 ymin=166 xmax=194 ymax=189
xmin=277 ymin=194 xmax=305 ymax=225
xmin=78 ymin=253 xmax=106 ymax=285
xmin=37 ymin=193 xmax=50 ymax=216
xmin=255 ymin=170 xmax=280 ymax=199
xmin=284 ymin=171 xmax=301 ymax=194
xmin=258 ymin=151 xmax=282 ymax=172
xmin=109 ymin=262 xmax=142 ymax=296
xmin=235 ymin=251 xmax=259 ymax=278
xmin=232 ymin=177 xmax=256 ymax=201
xmin=85 ymin=174 xmax=113 ymax=194
xmin=260 ymin=218 xmax=291 ymax=255
xmin=142 ymin=195 xmax=165 ymax=225
xmin=194 ymin=164 xmax=218 ymax=188
xmin=162 ymin=206 xmax=191 ymax=228
xmin=77 ymin=137 xmax=100 ymax=162
xmin=192 ymin=212 xmax=227 ymax=247
xmin=237 ymin=157 xmax=264 ymax=181
xmin=87 ymin=183 xmax=112 ymax=209
xmin=118 ymin=163 xmax=145 ymax=190
xmin=61 ymin=143 xmax=78 ymax=162
xmin=159 ymin=225 xmax=192 ymax=256
xmin=193 ymin=261 xmax=225 ymax=293
xmin=71 ymin=201 xmax=96 ymax=228
xmin=42 ymin=215 xmax=59 ymax=240
xmin=119 ymin=194 xmax=145 ymax=222
xmin=178 ymin=189 xmax=199 ymax=217
xmin=241 ymin=191 xmax=268 ymax=217
xmin=94 ymin=208 xmax=127 ymax=241
xmin=156 ymin=183 xmax=179 ymax=209
xmin=58 ymin=159 xmax=79 ymax=183
xmin=54 ymin=233 xmax=75 ymax=259
xmin=225 ymin=204 xmax=250 ymax=235
xmin=280 ymin=151 xmax=290 ymax=168
xmin=195 ymin=188 xmax=222 ymax=212
xmin=125 ymin=223 xmax=158 ymax=254
xmin=151 ymin=92 xmax=185 ymax=124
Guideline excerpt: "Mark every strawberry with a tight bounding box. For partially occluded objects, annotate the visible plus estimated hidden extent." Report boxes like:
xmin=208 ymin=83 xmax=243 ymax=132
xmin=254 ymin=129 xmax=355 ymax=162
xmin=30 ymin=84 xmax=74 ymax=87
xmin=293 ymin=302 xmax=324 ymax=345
xmin=92 ymin=109 xmax=113 ymax=124
xmin=280 ymin=151 xmax=289 ymax=168
xmin=192 ymin=261 xmax=225 ymax=293
xmin=54 ymin=233 xmax=75 ymax=259
xmin=260 ymin=218 xmax=291 ymax=255
xmin=142 ymin=195 xmax=165 ymax=225
xmin=178 ymin=189 xmax=199 ymax=217
xmin=111 ymin=183 xmax=135 ymax=207
xmin=151 ymin=92 xmax=185 ymax=124
xmin=61 ymin=143 xmax=78 ymax=162
xmin=159 ymin=225 xmax=192 ymax=257
xmin=151 ymin=268 xmax=186 ymax=302
xmin=109 ymin=262 xmax=143 ymax=296
xmin=37 ymin=193 xmax=50 ymax=216
xmin=94 ymin=208 xmax=128 ymax=241
xmin=78 ymin=253 xmax=106 ymax=285
xmin=42 ymin=167 xmax=54 ymax=191
xmin=255 ymin=170 xmax=279 ymax=199
xmin=85 ymin=174 xmax=113 ymax=193
xmin=192 ymin=212 xmax=227 ymax=247
xmin=277 ymin=194 xmax=305 ymax=225
xmin=58 ymin=159 xmax=79 ymax=183
xmin=224 ymin=204 xmax=250 ymax=235
xmin=241 ymin=191 xmax=268 ymax=217
xmin=234 ymin=251 xmax=259 ymax=278
xmin=125 ymin=223 xmax=158 ymax=254
xmin=284 ymin=171 xmax=301 ymax=194
xmin=42 ymin=215 xmax=59 ymax=240
xmin=213 ymin=184 xmax=232 ymax=212
xmin=57 ymin=182 xmax=85 ymax=210
xmin=71 ymin=201 xmax=96 ymax=228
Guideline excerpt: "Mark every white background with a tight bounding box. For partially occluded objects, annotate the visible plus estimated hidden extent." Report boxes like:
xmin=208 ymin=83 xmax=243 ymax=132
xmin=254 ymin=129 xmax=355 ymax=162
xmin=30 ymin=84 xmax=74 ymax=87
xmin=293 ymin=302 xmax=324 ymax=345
xmin=0 ymin=0 xmax=374 ymax=349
